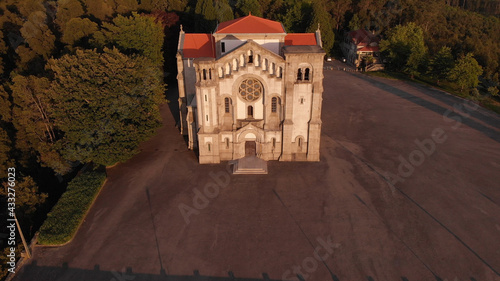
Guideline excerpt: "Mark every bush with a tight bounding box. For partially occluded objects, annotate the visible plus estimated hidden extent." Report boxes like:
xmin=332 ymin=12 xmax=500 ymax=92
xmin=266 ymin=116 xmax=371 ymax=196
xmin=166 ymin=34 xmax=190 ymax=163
xmin=38 ymin=170 xmax=106 ymax=245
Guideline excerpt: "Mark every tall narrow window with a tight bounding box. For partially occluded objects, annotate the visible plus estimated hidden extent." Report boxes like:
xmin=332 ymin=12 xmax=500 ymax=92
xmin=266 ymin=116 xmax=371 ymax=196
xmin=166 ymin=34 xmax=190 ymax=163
xmin=221 ymin=42 xmax=226 ymax=52
xmin=272 ymin=138 xmax=276 ymax=148
xmin=209 ymin=69 xmax=212 ymax=80
xmin=224 ymin=97 xmax=230 ymax=113
xmin=208 ymin=143 xmax=211 ymax=152
xmin=203 ymin=69 xmax=207 ymax=80
xmin=297 ymin=69 xmax=302 ymax=81
xmin=247 ymin=106 xmax=254 ymax=119
xmin=304 ymin=68 xmax=310 ymax=80
xmin=225 ymin=138 xmax=229 ymax=149
xmin=271 ymin=97 xmax=277 ymax=113
xmin=248 ymin=55 xmax=253 ymax=63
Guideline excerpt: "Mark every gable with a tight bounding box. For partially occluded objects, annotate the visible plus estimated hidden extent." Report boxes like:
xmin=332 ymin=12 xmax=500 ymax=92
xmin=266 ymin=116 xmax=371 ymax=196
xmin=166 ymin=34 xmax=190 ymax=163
xmin=216 ymin=15 xmax=285 ymax=34
xmin=217 ymin=40 xmax=285 ymax=63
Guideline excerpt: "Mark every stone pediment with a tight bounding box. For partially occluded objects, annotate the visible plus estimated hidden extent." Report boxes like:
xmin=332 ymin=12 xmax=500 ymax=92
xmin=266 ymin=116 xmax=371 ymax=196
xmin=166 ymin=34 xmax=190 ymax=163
xmin=236 ymin=123 xmax=265 ymax=142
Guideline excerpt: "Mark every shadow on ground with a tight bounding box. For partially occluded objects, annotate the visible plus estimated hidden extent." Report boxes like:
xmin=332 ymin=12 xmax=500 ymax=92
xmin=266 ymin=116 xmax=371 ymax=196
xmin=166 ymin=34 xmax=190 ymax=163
xmin=19 ymin=261 xmax=283 ymax=281
xmin=350 ymin=73 xmax=500 ymax=143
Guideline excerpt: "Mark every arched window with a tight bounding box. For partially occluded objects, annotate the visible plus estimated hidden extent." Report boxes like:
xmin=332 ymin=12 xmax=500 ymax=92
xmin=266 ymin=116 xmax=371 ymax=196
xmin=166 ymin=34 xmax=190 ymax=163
xmin=208 ymin=143 xmax=211 ymax=152
xmin=218 ymin=67 xmax=223 ymax=78
xmin=224 ymin=97 xmax=231 ymax=113
xmin=203 ymin=69 xmax=207 ymax=80
xmin=247 ymin=106 xmax=254 ymax=119
xmin=248 ymin=50 xmax=253 ymax=63
xmin=240 ymin=54 xmax=245 ymax=66
xmin=304 ymin=68 xmax=310 ymax=80
xmin=225 ymin=138 xmax=230 ymax=149
xmin=297 ymin=69 xmax=302 ymax=81
xmin=278 ymin=67 xmax=283 ymax=78
xmin=271 ymin=97 xmax=277 ymax=113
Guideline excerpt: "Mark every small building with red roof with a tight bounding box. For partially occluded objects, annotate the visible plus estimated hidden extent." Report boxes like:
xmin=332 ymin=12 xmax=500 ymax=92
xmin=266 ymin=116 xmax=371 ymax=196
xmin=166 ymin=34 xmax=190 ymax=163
xmin=341 ymin=29 xmax=384 ymax=71
xmin=176 ymin=15 xmax=325 ymax=165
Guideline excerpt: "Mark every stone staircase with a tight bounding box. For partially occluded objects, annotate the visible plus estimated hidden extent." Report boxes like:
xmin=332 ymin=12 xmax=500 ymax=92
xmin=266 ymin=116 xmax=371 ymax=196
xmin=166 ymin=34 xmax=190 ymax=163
xmin=230 ymin=156 xmax=268 ymax=174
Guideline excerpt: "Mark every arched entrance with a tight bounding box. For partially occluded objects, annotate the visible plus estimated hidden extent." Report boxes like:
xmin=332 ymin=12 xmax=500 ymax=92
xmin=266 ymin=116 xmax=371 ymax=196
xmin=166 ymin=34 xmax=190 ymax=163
xmin=245 ymin=141 xmax=256 ymax=156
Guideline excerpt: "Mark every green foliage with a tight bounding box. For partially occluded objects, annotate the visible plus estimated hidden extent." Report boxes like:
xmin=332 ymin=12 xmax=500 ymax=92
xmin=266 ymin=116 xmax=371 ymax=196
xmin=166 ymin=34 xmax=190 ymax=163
xmin=194 ymin=0 xmax=217 ymax=31
xmin=276 ymin=0 xmax=309 ymax=33
xmin=428 ymin=46 xmax=455 ymax=82
xmin=10 ymin=75 xmax=69 ymax=172
xmin=307 ymin=0 xmax=334 ymax=56
xmin=0 ymin=176 xmax=47 ymax=217
xmin=62 ymin=18 xmax=99 ymax=46
xmin=46 ymin=48 xmax=165 ymax=167
xmin=20 ymin=11 xmax=56 ymax=59
xmin=215 ymin=0 xmax=234 ymax=23
xmin=94 ymin=12 xmax=165 ymax=65
xmin=84 ymin=0 xmax=114 ymax=20
xmin=0 ymin=126 xmax=11 ymax=173
xmin=55 ymin=0 xmax=85 ymax=31
xmin=114 ymin=0 xmax=139 ymax=14
xmin=488 ymin=86 xmax=499 ymax=97
xmin=236 ymin=0 xmax=263 ymax=17
xmin=0 ymin=85 xmax=11 ymax=122
xmin=380 ymin=22 xmax=427 ymax=76
xmin=447 ymin=53 xmax=483 ymax=91
xmin=38 ymin=171 xmax=106 ymax=245
xmin=348 ymin=13 xmax=361 ymax=30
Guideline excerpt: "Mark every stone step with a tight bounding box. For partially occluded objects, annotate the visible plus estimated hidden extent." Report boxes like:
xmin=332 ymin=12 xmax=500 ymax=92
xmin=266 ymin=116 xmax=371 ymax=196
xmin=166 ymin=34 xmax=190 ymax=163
xmin=231 ymin=156 xmax=268 ymax=175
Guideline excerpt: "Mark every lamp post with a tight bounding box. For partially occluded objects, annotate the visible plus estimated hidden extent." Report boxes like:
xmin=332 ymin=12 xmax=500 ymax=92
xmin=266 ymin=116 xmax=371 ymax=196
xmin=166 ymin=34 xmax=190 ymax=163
xmin=13 ymin=213 xmax=31 ymax=259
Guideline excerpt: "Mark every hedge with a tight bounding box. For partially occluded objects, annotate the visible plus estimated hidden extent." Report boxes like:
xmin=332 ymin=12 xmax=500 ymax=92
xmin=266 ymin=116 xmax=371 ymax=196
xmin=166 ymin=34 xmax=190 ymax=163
xmin=38 ymin=170 xmax=106 ymax=245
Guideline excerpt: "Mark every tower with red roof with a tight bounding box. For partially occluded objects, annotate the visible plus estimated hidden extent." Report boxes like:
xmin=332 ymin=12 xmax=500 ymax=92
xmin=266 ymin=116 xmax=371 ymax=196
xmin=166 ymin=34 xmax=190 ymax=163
xmin=176 ymin=15 xmax=325 ymax=164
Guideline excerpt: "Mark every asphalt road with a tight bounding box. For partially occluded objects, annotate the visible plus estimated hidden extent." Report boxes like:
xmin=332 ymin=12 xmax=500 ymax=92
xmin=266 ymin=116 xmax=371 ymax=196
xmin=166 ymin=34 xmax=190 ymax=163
xmin=12 ymin=68 xmax=500 ymax=281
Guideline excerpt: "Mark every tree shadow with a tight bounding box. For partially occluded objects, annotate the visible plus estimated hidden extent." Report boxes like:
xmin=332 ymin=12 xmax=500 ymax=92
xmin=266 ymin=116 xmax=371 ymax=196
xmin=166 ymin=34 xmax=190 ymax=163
xmin=350 ymin=73 xmax=500 ymax=143
xmin=14 ymin=261 xmax=284 ymax=281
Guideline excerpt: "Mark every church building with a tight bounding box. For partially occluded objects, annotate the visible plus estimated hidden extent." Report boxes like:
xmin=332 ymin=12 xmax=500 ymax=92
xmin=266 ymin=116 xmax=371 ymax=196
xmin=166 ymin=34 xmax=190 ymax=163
xmin=176 ymin=15 xmax=325 ymax=164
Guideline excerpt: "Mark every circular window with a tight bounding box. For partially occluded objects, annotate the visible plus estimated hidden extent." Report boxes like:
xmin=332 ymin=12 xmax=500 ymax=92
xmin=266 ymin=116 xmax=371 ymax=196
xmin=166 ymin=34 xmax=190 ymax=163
xmin=239 ymin=78 xmax=263 ymax=102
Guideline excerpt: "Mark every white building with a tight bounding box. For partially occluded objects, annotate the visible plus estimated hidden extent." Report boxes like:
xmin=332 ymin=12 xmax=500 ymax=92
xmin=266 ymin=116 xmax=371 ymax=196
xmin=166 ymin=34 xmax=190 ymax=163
xmin=176 ymin=15 xmax=325 ymax=164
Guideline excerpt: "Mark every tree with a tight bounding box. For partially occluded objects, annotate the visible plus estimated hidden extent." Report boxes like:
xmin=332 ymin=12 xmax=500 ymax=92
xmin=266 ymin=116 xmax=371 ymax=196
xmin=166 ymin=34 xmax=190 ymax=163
xmin=215 ymin=0 xmax=234 ymax=23
xmin=55 ymin=0 xmax=85 ymax=32
xmin=61 ymin=18 xmax=98 ymax=46
xmin=0 ymin=126 xmax=11 ymax=173
xmin=307 ymin=0 xmax=335 ymax=55
xmin=0 ymin=85 xmax=10 ymax=122
xmin=330 ymin=0 xmax=352 ymax=30
xmin=348 ymin=13 xmax=361 ymax=30
xmin=428 ymin=46 xmax=454 ymax=84
xmin=195 ymin=0 xmax=217 ymax=31
xmin=113 ymin=0 xmax=139 ymax=14
xmin=93 ymin=12 xmax=165 ymax=66
xmin=84 ymin=0 xmax=114 ymax=20
xmin=10 ymin=75 xmax=68 ymax=172
xmin=0 ymin=176 xmax=47 ymax=218
xmin=45 ymin=48 xmax=166 ymax=167
xmin=0 ymin=31 xmax=7 ymax=76
xmin=380 ymin=22 xmax=427 ymax=77
xmin=20 ymin=11 xmax=56 ymax=59
xmin=236 ymin=0 xmax=263 ymax=17
xmin=447 ymin=53 xmax=483 ymax=91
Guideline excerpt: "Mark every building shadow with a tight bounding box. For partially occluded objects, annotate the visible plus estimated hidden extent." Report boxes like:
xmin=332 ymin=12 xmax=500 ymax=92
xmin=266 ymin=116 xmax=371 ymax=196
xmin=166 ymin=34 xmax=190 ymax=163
xmin=350 ymin=73 xmax=500 ymax=144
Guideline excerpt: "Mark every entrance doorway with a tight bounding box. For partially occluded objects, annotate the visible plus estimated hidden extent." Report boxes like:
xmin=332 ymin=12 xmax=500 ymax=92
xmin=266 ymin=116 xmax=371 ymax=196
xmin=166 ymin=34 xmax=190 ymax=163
xmin=245 ymin=141 xmax=256 ymax=156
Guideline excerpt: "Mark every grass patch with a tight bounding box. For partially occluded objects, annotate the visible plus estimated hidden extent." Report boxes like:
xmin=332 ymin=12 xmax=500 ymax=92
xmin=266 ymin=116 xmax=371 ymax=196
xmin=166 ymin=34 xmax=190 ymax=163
xmin=38 ymin=170 xmax=106 ymax=245
xmin=364 ymin=70 xmax=500 ymax=113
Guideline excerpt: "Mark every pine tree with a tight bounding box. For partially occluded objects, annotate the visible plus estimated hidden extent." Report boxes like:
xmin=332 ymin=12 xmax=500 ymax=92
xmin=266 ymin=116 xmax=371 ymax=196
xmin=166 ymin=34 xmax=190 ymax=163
xmin=307 ymin=0 xmax=335 ymax=55
xmin=428 ymin=46 xmax=454 ymax=84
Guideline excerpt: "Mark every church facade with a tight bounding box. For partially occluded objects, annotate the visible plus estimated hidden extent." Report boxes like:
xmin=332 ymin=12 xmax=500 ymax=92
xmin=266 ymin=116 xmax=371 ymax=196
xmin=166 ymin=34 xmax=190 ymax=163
xmin=176 ymin=15 xmax=325 ymax=164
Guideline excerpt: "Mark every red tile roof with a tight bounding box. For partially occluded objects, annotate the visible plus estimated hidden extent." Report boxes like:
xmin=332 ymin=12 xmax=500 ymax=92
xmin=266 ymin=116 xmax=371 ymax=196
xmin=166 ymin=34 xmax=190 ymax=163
xmin=182 ymin=34 xmax=215 ymax=58
xmin=358 ymin=45 xmax=379 ymax=52
xmin=216 ymin=15 xmax=285 ymax=34
xmin=348 ymin=29 xmax=379 ymax=46
xmin=284 ymin=33 xmax=317 ymax=46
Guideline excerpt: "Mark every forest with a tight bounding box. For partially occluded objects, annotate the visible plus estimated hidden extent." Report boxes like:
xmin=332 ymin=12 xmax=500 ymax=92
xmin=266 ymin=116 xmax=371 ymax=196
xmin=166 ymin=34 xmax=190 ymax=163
xmin=0 ymin=0 xmax=499 ymax=278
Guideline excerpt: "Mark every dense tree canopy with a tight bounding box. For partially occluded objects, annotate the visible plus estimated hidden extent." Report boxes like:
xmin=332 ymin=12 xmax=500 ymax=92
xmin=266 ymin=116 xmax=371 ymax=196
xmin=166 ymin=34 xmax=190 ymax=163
xmin=448 ymin=53 xmax=483 ymax=91
xmin=46 ymin=48 xmax=165 ymax=167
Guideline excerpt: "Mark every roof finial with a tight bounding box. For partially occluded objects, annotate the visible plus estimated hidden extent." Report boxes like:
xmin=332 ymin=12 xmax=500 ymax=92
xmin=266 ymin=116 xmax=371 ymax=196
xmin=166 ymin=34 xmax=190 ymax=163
xmin=249 ymin=11 xmax=252 ymax=16
xmin=317 ymin=23 xmax=320 ymax=31
xmin=180 ymin=24 xmax=184 ymax=32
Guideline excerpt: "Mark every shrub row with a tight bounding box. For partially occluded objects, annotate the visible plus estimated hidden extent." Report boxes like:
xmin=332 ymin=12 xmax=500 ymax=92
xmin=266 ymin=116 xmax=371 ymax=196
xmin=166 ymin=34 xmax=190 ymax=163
xmin=38 ymin=171 xmax=106 ymax=245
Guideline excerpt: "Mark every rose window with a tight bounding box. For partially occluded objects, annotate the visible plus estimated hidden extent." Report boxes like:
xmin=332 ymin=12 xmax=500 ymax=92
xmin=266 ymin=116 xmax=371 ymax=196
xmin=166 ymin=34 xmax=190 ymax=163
xmin=239 ymin=79 xmax=263 ymax=102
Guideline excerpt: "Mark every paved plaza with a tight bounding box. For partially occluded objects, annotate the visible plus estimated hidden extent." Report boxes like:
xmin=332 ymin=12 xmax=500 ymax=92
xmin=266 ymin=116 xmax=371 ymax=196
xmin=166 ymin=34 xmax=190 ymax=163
xmin=12 ymin=66 xmax=500 ymax=281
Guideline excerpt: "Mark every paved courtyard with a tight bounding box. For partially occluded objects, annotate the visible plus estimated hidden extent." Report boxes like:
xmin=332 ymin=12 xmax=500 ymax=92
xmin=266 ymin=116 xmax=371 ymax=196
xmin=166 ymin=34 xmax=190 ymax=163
xmin=12 ymin=67 xmax=500 ymax=281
